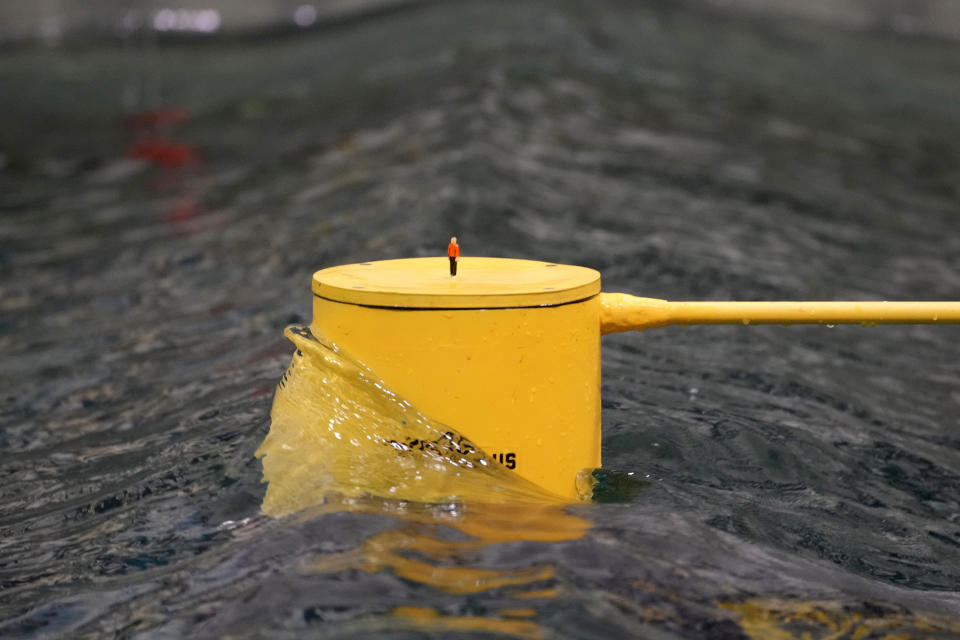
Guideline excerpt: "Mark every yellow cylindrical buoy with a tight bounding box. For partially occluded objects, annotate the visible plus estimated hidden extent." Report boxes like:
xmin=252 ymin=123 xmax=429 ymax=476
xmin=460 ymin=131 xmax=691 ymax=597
xmin=298 ymin=256 xmax=960 ymax=502
xmin=311 ymin=257 xmax=602 ymax=500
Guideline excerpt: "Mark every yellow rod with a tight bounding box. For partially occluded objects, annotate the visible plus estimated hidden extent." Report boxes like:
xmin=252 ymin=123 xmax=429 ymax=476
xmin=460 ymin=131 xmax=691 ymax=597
xmin=599 ymin=292 xmax=960 ymax=335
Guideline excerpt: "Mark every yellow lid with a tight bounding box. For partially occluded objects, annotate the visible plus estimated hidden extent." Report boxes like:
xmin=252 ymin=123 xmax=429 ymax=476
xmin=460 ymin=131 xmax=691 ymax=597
xmin=312 ymin=257 xmax=600 ymax=309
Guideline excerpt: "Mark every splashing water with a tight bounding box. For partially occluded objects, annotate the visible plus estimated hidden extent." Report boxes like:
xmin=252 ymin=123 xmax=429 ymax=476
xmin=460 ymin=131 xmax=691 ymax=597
xmin=256 ymin=326 xmax=566 ymax=516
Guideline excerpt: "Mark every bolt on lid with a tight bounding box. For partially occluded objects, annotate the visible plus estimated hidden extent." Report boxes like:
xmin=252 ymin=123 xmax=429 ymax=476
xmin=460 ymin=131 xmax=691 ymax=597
xmin=312 ymin=257 xmax=601 ymax=309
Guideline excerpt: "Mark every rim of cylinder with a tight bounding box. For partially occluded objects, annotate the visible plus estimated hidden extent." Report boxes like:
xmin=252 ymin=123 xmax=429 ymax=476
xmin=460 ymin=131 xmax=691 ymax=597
xmin=312 ymin=257 xmax=601 ymax=309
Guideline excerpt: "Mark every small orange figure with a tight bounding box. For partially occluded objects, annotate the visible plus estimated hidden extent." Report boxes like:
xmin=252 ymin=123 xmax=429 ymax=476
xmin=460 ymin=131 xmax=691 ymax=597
xmin=447 ymin=237 xmax=460 ymax=277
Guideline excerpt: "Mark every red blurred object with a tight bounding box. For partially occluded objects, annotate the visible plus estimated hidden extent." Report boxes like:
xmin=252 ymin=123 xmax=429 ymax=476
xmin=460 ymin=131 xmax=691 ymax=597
xmin=123 ymin=107 xmax=191 ymax=130
xmin=128 ymin=138 xmax=200 ymax=167
xmin=123 ymin=105 xmax=208 ymax=230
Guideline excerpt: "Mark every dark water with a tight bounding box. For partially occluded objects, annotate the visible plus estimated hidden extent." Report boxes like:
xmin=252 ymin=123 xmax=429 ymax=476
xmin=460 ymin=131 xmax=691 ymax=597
xmin=2 ymin=1 xmax=960 ymax=637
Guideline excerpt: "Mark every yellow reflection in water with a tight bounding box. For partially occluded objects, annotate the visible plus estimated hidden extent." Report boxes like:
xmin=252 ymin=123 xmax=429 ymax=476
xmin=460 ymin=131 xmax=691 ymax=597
xmin=307 ymin=496 xmax=589 ymax=589
xmin=722 ymin=599 xmax=960 ymax=640
xmin=303 ymin=496 xmax=587 ymax=638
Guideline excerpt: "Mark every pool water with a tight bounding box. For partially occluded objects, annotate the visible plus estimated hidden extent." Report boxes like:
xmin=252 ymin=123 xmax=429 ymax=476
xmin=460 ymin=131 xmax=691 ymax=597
xmin=2 ymin=1 xmax=960 ymax=637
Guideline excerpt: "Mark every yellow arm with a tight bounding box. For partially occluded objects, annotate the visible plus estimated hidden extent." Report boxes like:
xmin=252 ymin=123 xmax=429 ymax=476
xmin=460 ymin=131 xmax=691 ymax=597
xmin=599 ymin=292 xmax=960 ymax=335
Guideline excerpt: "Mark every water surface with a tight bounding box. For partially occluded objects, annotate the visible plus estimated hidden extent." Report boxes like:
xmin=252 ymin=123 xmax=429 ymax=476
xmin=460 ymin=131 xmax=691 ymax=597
xmin=2 ymin=1 xmax=960 ymax=637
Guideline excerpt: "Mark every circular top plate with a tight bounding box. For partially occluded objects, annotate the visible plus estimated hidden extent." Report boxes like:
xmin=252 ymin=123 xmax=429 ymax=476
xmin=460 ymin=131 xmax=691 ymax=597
xmin=313 ymin=257 xmax=600 ymax=309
